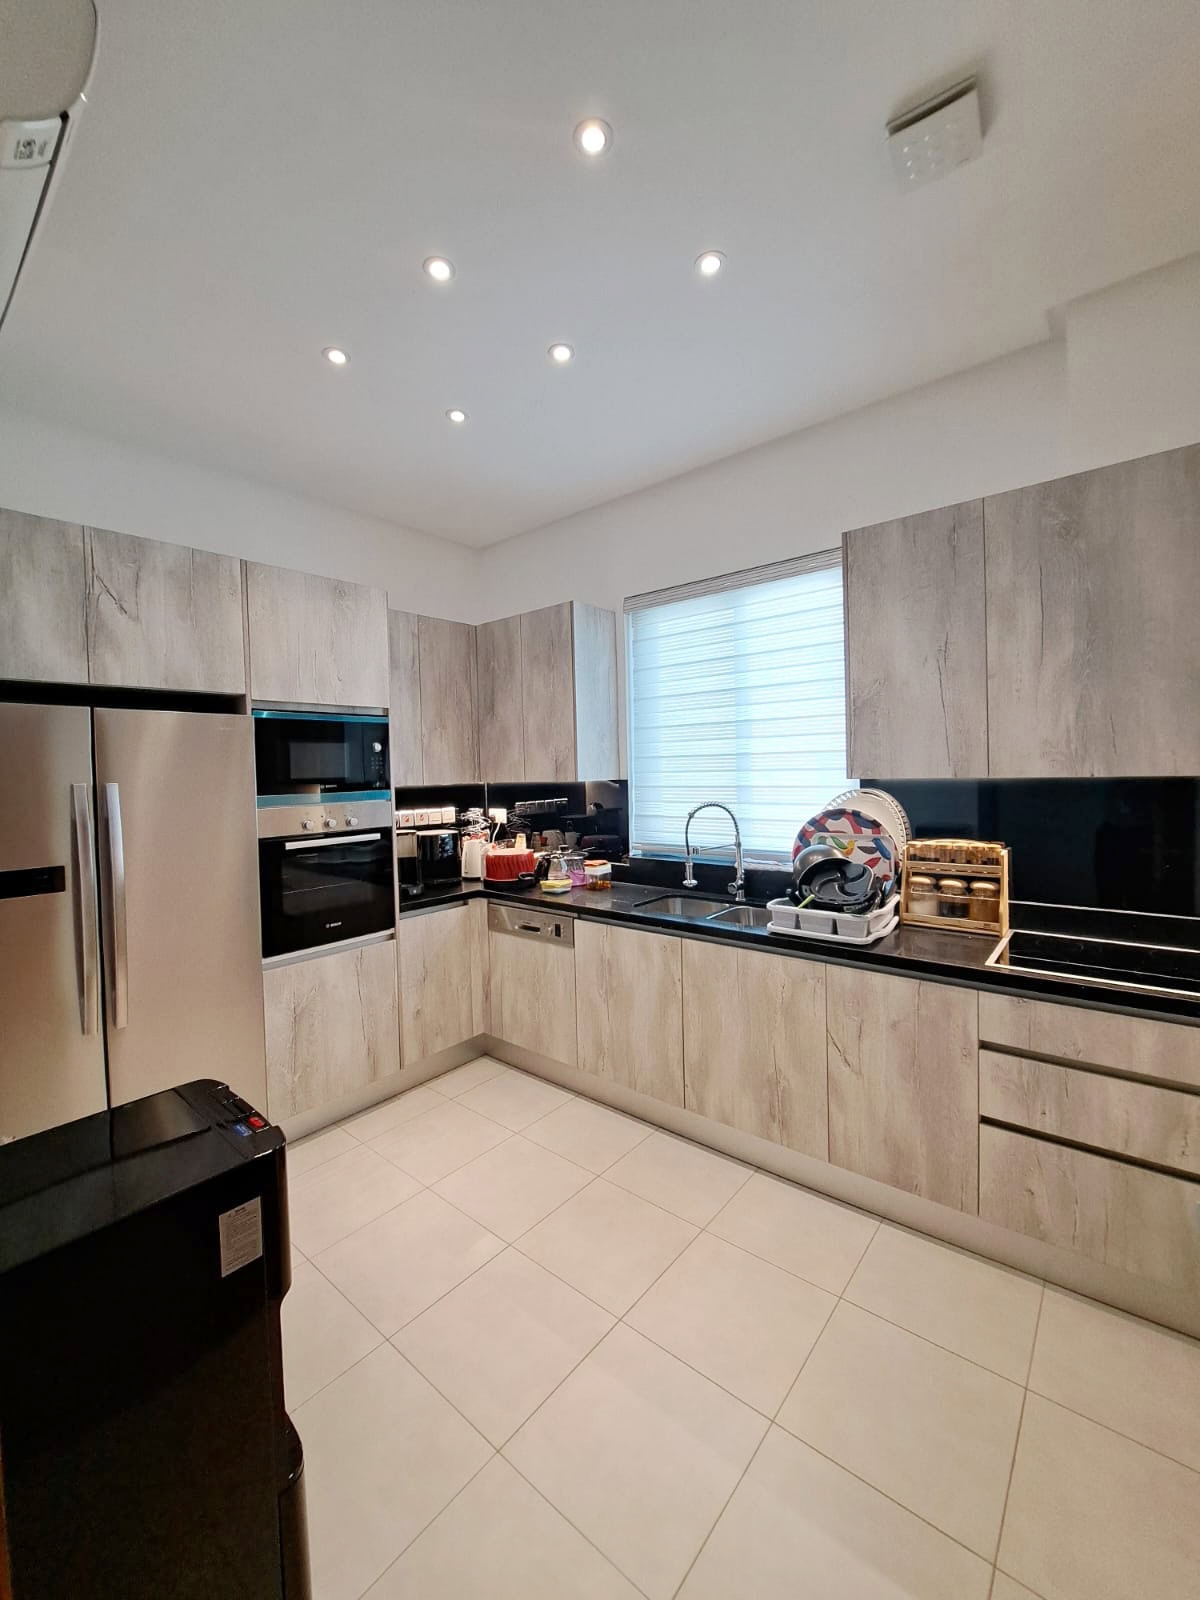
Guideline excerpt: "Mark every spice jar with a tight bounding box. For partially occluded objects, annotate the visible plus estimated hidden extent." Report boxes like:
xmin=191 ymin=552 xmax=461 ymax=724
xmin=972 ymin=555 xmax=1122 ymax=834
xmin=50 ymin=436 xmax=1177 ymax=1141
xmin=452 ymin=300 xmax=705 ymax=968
xmin=908 ymin=874 xmax=938 ymax=916
xmin=968 ymin=879 xmax=1000 ymax=923
xmin=937 ymin=876 xmax=969 ymax=918
xmin=584 ymin=860 xmax=612 ymax=891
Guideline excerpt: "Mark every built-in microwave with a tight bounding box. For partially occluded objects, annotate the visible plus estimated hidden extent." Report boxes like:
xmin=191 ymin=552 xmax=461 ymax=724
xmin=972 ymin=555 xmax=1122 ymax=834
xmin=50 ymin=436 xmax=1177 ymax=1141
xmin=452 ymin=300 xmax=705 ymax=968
xmin=252 ymin=710 xmax=390 ymax=802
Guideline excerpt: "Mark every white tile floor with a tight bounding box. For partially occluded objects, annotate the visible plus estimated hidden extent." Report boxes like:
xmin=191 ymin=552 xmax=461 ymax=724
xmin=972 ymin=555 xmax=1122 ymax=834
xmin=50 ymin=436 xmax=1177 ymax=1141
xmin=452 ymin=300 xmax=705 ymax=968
xmin=283 ymin=1058 xmax=1200 ymax=1600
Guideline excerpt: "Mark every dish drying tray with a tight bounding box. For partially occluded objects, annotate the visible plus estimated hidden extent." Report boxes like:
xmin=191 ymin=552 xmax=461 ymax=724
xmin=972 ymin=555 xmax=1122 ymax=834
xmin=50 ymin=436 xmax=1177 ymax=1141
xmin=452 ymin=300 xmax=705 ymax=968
xmin=767 ymin=893 xmax=900 ymax=945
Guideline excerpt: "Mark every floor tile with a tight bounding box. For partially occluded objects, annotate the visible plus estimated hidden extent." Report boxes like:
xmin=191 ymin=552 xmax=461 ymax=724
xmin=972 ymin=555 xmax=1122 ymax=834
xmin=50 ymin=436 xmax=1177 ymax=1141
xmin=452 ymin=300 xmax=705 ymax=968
xmin=341 ymin=1084 xmax=445 ymax=1142
xmin=287 ymin=1123 xmax=357 ymax=1180
xmin=295 ymin=1343 xmax=491 ymax=1600
xmin=1028 ymin=1288 xmax=1200 ymax=1471
xmin=517 ymin=1178 xmax=697 ymax=1314
xmin=362 ymin=1455 xmax=640 ymax=1599
xmin=505 ymin=1324 xmax=766 ymax=1600
xmin=626 ymin=1232 xmax=835 ymax=1414
xmin=370 ymin=1098 xmax=510 ymax=1184
xmin=707 ymin=1170 xmax=878 ymax=1293
xmin=523 ymin=1096 xmax=653 ymax=1173
xmin=281 ymin=1258 xmax=382 ymax=1408
xmin=288 ymin=1144 xmax=422 ymax=1257
xmin=394 ymin=1249 xmax=614 ymax=1446
xmin=999 ymin=1394 xmax=1200 ymax=1600
xmin=991 ymin=1577 xmax=1044 ymax=1600
xmin=316 ymin=1189 xmax=504 ymax=1334
xmin=678 ymin=1425 xmax=991 ymax=1600
xmin=845 ymin=1223 xmax=1043 ymax=1382
xmin=430 ymin=1056 xmax=511 ymax=1097
xmin=777 ymin=1301 xmax=1024 ymax=1558
xmin=457 ymin=1068 xmax=573 ymax=1131
xmin=605 ymin=1130 xmax=750 ymax=1225
xmin=433 ymin=1135 xmax=592 ymax=1242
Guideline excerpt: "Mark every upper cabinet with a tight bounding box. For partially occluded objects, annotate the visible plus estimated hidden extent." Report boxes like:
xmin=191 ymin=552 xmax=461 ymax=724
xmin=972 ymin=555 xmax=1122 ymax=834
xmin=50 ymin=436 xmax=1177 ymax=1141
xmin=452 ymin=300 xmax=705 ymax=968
xmin=386 ymin=609 xmax=479 ymax=784
xmin=984 ymin=444 xmax=1200 ymax=777
xmin=387 ymin=609 xmax=423 ymax=786
xmin=479 ymin=601 xmax=619 ymax=782
xmin=0 ymin=508 xmax=89 ymax=684
xmin=844 ymin=500 xmax=987 ymax=778
xmin=246 ymin=561 xmax=388 ymax=708
xmin=85 ymin=526 xmax=244 ymax=693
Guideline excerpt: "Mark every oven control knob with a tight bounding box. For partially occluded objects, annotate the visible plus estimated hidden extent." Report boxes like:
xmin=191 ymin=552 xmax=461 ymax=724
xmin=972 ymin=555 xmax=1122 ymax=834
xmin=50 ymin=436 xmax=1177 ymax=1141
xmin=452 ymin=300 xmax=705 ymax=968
xmin=323 ymin=817 xmax=337 ymax=829
xmin=301 ymin=819 xmax=314 ymax=831
xmin=346 ymin=815 xmax=359 ymax=826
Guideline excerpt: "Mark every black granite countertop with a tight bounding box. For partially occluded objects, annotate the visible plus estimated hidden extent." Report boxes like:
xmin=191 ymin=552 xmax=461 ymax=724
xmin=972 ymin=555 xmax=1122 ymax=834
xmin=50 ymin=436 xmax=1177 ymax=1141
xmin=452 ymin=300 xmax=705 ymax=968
xmin=396 ymin=876 xmax=1200 ymax=1025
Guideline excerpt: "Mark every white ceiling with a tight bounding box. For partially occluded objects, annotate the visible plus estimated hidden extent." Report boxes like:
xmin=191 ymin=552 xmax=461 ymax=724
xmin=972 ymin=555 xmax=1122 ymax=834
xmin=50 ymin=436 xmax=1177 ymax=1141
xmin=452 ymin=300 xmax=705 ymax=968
xmin=3 ymin=0 xmax=1200 ymax=546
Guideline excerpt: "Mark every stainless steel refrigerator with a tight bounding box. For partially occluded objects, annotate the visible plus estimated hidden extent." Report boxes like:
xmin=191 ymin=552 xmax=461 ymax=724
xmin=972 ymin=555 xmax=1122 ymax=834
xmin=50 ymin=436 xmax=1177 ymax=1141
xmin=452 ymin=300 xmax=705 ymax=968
xmin=0 ymin=702 xmax=267 ymax=1141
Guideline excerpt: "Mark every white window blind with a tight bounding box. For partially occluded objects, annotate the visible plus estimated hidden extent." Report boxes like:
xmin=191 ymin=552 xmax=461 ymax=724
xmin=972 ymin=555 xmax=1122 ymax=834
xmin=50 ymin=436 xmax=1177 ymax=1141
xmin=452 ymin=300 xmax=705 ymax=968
xmin=625 ymin=550 xmax=847 ymax=865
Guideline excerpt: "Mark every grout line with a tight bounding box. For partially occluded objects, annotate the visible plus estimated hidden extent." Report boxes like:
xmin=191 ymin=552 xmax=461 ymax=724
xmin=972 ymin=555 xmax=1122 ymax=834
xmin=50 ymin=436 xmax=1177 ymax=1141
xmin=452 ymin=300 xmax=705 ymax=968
xmin=1021 ymin=1387 xmax=1200 ymax=1479
xmin=835 ymin=1292 xmax=1035 ymax=1387
xmin=668 ymin=1421 xmax=772 ymax=1598
xmin=989 ymin=1282 xmax=1044 ymax=1569
xmin=499 ymin=1451 xmax=657 ymax=1600
xmin=349 ymin=1450 xmax=498 ymax=1599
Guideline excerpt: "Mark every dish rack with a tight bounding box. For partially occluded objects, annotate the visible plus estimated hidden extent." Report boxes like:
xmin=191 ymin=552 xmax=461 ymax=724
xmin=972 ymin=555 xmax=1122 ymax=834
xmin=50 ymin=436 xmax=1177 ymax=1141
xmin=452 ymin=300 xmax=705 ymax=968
xmin=899 ymin=839 xmax=1010 ymax=937
xmin=768 ymin=893 xmax=900 ymax=945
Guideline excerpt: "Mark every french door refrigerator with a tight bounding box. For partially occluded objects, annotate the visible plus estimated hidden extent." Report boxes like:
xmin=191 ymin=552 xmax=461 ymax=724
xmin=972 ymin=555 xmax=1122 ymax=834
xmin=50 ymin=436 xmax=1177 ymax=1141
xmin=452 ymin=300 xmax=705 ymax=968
xmin=0 ymin=702 xmax=267 ymax=1142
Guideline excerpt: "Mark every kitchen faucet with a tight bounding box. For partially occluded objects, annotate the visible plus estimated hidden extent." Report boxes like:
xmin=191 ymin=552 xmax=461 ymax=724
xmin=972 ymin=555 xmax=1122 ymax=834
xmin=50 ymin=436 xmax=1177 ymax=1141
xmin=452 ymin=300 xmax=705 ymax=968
xmin=682 ymin=802 xmax=746 ymax=902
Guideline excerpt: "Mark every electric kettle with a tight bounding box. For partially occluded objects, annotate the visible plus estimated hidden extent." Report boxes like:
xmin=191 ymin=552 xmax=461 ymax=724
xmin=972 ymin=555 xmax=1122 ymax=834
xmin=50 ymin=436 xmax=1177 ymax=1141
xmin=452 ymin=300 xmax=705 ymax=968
xmin=462 ymin=836 xmax=487 ymax=879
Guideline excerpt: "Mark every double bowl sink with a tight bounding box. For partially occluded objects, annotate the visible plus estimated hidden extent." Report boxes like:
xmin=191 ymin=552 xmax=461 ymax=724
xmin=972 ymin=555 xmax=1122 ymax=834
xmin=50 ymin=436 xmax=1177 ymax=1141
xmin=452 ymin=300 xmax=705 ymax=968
xmin=633 ymin=894 xmax=773 ymax=929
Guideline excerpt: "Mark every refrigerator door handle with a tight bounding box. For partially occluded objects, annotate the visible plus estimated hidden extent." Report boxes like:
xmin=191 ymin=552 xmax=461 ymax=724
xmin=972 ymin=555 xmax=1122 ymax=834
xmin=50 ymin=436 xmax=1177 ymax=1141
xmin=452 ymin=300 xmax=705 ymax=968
xmin=102 ymin=781 xmax=129 ymax=1029
xmin=71 ymin=783 xmax=100 ymax=1035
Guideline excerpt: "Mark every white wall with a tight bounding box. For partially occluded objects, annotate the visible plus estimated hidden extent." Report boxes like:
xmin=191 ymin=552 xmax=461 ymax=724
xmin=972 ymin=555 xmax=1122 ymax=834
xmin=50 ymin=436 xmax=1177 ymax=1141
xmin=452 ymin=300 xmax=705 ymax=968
xmin=0 ymin=404 xmax=476 ymax=620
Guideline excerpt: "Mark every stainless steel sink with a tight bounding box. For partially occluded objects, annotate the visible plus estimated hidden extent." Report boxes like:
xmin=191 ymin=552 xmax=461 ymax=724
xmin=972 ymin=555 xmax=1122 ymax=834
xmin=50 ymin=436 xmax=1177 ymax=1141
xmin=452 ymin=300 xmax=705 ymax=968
xmin=635 ymin=894 xmax=731 ymax=919
xmin=706 ymin=904 xmax=773 ymax=928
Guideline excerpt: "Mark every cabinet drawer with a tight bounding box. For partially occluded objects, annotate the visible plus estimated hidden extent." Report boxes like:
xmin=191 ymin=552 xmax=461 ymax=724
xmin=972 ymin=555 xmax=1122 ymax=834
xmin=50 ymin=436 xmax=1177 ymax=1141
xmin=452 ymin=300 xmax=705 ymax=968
xmin=979 ymin=993 xmax=1200 ymax=1091
xmin=980 ymin=1124 xmax=1200 ymax=1292
xmin=980 ymin=1050 xmax=1200 ymax=1177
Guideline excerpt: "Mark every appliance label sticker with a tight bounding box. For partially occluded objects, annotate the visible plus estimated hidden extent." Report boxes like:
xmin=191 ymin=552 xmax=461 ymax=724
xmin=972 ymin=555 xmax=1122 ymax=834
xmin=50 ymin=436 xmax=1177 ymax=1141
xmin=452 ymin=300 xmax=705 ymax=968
xmin=218 ymin=1198 xmax=263 ymax=1278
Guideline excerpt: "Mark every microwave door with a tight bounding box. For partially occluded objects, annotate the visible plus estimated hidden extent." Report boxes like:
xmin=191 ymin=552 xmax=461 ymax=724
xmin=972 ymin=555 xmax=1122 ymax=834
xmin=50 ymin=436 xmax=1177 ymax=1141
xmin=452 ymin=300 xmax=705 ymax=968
xmin=0 ymin=702 xmax=107 ymax=1141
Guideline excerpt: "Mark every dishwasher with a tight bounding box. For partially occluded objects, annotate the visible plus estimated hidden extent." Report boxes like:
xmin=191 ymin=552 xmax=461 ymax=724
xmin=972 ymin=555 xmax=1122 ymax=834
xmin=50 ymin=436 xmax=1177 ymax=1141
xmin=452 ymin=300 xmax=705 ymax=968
xmin=487 ymin=901 xmax=577 ymax=1064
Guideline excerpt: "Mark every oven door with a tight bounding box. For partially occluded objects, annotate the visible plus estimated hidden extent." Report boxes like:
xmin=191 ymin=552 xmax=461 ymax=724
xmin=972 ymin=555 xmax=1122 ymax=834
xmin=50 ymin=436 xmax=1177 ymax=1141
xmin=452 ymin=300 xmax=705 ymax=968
xmin=253 ymin=711 xmax=390 ymax=801
xmin=259 ymin=830 xmax=395 ymax=957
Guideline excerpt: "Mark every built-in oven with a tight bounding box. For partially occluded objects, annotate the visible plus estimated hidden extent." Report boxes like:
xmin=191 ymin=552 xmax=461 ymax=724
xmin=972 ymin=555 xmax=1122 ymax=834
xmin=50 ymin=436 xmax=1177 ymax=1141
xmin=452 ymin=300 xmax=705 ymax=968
xmin=259 ymin=822 xmax=395 ymax=958
xmin=253 ymin=709 xmax=390 ymax=802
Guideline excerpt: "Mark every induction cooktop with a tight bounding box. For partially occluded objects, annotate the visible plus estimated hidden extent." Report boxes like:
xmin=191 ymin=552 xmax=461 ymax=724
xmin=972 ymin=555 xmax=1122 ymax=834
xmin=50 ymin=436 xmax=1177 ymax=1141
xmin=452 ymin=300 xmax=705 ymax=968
xmin=987 ymin=929 xmax=1200 ymax=1001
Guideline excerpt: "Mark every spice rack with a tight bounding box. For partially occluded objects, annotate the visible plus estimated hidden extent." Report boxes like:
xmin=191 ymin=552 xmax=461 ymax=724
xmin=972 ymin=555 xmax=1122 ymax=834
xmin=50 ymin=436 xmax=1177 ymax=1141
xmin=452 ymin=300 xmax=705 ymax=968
xmin=900 ymin=839 xmax=1010 ymax=937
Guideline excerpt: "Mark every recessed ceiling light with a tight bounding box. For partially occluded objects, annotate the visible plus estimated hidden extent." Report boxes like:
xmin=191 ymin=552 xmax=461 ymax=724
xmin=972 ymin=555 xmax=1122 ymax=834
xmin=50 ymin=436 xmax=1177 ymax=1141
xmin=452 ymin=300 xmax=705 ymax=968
xmin=423 ymin=256 xmax=455 ymax=283
xmin=696 ymin=251 xmax=725 ymax=277
xmin=323 ymin=346 xmax=349 ymax=365
xmin=574 ymin=119 xmax=612 ymax=156
xmin=446 ymin=408 xmax=468 ymax=424
xmin=548 ymin=342 xmax=574 ymax=364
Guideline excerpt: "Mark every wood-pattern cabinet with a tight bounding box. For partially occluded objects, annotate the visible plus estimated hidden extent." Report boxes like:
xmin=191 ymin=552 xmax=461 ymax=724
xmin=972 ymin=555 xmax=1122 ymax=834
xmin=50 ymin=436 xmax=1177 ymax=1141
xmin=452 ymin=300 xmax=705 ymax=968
xmin=418 ymin=616 xmax=479 ymax=782
xmin=246 ymin=561 xmax=389 ymax=707
xmin=827 ymin=966 xmax=978 ymax=1211
xmin=984 ymin=443 xmax=1200 ymax=776
xmin=978 ymin=992 xmax=1200 ymax=1092
xmin=844 ymin=500 xmax=987 ymax=778
xmin=575 ymin=921 xmax=683 ymax=1105
xmin=387 ymin=609 xmax=423 ymax=786
xmin=263 ymin=939 xmax=400 ymax=1120
xmin=396 ymin=901 xmax=488 ymax=1064
xmin=85 ymin=525 xmax=244 ymax=693
xmin=0 ymin=507 xmax=88 ymax=684
xmin=477 ymin=614 xmax=525 ymax=781
xmin=487 ymin=913 xmax=577 ymax=1067
xmin=682 ymin=940 xmax=828 ymax=1158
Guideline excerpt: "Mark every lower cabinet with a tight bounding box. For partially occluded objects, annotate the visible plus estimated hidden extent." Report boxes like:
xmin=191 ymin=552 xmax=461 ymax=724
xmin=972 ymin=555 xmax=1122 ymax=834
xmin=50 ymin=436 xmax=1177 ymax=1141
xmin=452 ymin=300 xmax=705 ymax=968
xmin=263 ymin=939 xmax=400 ymax=1120
xmin=487 ymin=911 xmax=577 ymax=1067
xmin=682 ymin=940 xmax=827 ymax=1158
xmin=575 ymin=921 xmax=684 ymax=1105
xmin=397 ymin=901 xmax=488 ymax=1065
xmin=827 ymin=966 xmax=979 ymax=1212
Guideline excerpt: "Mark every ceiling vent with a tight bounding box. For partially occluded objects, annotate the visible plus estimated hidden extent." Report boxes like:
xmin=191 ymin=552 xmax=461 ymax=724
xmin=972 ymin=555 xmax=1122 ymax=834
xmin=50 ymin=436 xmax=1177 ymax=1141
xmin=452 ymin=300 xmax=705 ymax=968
xmin=887 ymin=77 xmax=982 ymax=190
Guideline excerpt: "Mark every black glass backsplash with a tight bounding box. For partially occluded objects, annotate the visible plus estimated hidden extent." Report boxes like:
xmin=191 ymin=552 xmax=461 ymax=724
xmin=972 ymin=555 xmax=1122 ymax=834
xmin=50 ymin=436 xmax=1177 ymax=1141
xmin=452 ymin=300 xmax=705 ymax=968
xmin=870 ymin=778 xmax=1200 ymax=917
xmin=395 ymin=778 xmax=629 ymax=859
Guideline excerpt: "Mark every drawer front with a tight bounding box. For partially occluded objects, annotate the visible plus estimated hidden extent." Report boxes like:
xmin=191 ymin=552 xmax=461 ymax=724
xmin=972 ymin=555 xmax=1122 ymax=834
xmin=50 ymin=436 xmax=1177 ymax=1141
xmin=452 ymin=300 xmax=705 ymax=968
xmin=980 ymin=1050 xmax=1200 ymax=1177
xmin=980 ymin=1124 xmax=1200 ymax=1291
xmin=978 ymin=993 xmax=1200 ymax=1091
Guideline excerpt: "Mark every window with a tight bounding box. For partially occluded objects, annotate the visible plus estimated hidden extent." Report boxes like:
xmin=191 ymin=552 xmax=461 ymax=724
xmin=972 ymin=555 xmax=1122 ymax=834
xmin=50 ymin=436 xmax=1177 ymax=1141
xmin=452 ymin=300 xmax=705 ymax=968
xmin=625 ymin=550 xmax=847 ymax=865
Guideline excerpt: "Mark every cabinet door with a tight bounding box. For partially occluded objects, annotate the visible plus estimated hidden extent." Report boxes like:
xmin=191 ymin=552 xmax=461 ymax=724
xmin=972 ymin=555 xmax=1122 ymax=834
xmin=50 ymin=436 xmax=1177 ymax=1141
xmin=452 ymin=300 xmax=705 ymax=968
xmin=397 ymin=903 xmax=487 ymax=1064
xmin=985 ymin=444 xmax=1200 ymax=776
xmin=418 ymin=616 xmax=479 ymax=782
xmin=0 ymin=507 xmax=88 ymax=683
xmin=263 ymin=939 xmax=400 ymax=1120
xmin=827 ymin=967 xmax=978 ymax=1211
xmin=85 ymin=526 xmax=245 ymax=693
xmin=844 ymin=501 xmax=987 ymax=777
xmin=388 ymin=609 xmax=423 ymax=785
xmin=979 ymin=992 xmax=1200 ymax=1092
xmin=572 ymin=602 xmax=619 ymax=779
xmin=488 ymin=926 xmax=577 ymax=1066
xmin=683 ymin=941 xmax=827 ymax=1158
xmin=477 ymin=615 xmax=525 ymax=780
xmin=246 ymin=562 xmax=389 ymax=707
xmin=575 ymin=921 xmax=683 ymax=1105
xmin=520 ymin=602 xmax=576 ymax=780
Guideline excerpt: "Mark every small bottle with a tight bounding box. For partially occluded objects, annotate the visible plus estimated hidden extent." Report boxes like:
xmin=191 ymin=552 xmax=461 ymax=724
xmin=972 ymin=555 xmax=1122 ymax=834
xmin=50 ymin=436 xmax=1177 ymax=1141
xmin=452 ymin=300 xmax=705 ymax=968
xmin=908 ymin=874 xmax=937 ymax=915
xmin=937 ymin=877 xmax=969 ymax=918
xmin=968 ymin=879 xmax=1000 ymax=923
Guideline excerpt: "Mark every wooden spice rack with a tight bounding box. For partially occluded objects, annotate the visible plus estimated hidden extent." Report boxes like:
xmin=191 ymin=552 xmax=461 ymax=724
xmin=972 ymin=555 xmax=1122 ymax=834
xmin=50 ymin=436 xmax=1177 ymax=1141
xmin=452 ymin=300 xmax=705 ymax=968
xmin=900 ymin=839 xmax=1010 ymax=938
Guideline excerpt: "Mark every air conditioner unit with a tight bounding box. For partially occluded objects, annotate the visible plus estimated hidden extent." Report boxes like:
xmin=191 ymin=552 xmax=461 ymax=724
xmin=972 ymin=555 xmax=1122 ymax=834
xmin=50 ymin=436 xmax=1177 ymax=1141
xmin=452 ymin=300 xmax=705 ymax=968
xmin=0 ymin=0 xmax=98 ymax=330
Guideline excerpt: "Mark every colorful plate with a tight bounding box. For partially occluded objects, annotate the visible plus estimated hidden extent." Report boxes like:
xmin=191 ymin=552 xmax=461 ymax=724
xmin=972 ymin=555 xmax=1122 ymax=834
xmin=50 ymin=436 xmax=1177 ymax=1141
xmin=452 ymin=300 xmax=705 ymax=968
xmin=793 ymin=807 xmax=900 ymax=893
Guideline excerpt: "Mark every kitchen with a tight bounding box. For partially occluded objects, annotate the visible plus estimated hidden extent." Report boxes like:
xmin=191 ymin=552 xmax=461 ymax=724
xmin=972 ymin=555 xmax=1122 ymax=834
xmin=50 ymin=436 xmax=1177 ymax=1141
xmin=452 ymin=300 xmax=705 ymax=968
xmin=2 ymin=4 xmax=1200 ymax=1600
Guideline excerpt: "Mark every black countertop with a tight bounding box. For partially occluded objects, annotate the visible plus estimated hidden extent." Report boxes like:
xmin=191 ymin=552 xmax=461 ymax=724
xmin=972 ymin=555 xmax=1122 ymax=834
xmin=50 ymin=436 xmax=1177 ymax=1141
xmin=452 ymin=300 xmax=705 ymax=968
xmin=397 ymin=877 xmax=1200 ymax=1026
